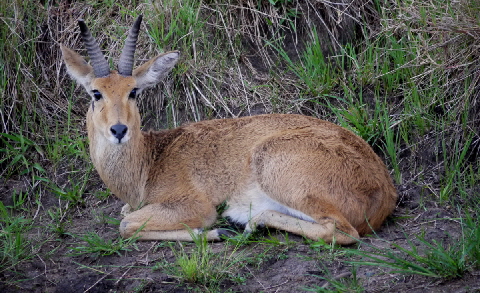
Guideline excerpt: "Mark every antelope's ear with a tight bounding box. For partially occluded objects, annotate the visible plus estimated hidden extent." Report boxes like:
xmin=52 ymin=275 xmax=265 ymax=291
xmin=60 ymin=44 xmax=95 ymax=90
xmin=133 ymin=51 xmax=179 ymax=91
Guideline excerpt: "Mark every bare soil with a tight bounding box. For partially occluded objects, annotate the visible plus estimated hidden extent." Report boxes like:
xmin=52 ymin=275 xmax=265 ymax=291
xmin=1 ymin=171 xmax=479 ymax=293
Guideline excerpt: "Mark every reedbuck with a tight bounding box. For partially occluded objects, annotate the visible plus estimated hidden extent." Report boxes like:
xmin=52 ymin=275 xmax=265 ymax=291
xmin=61 ymin=16 xmax=397 ymax=245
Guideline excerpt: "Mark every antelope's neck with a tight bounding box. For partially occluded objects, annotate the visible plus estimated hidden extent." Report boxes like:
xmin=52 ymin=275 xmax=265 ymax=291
xmin=88 ymin=130 xmax=150 ymax=209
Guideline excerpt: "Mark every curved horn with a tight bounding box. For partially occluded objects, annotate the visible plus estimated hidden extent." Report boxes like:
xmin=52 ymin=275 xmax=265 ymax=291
xmin=78 ymin=19 xmax=110 ymax=77
xmin=118 ymin=15 xmax=143 ymax=76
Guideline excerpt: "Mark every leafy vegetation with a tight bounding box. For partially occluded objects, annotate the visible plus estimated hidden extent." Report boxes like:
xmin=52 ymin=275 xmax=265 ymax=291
xmin=154 ymin=230 xmax=249 ymax=291
xmin=69 ymin=231 xmax=140 ymax=257
xmin=0 ymin=201 xmax=35 ymax=271
xmin=0 ymin=0 xmax=479 ymax=291
xmin=304 ymin=265 xmax=364 ymax=293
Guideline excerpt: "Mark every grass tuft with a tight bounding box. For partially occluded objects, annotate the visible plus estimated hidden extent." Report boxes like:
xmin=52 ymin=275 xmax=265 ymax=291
xmin=156 ymin=229 xmax=250 ymax=290
xmin=346 ymin=217 xmax=480 ymax=280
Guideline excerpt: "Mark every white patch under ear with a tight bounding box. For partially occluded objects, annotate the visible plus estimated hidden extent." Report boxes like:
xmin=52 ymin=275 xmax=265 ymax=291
xmin=66 ymin=66 xmax=95 ymax=92
xmin=134 ymin=51 xmax=179 ymax=90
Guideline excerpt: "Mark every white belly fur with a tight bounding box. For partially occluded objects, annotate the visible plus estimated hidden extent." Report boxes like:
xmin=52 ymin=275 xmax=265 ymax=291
xmin=222 ymin=183 xmax=316 ymax=225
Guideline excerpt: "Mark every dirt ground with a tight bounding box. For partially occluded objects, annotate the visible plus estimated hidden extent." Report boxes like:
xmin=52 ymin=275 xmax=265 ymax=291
xmin=1 ymin=173 xmax=479 ymax=293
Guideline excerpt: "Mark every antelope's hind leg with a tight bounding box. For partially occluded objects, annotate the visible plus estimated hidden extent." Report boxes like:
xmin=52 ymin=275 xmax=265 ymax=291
xmin=247 ymin=208 xmax=359 ymax=245
xmin=225 ymin=184 xmax=359 ymax=245
xmin=119 ymin=202 xmax=223 ymax=241
xmin=246 ymin=129 xmax=366 ymax=245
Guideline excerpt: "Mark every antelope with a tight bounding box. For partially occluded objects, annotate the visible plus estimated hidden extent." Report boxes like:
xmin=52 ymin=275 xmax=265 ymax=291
xmin=61 ymin=15 xmax=397 ymax=245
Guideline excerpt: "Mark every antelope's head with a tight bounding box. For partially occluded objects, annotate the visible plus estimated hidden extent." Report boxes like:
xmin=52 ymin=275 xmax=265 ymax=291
xmin=61 ymin=15 xmax=179 ymax=144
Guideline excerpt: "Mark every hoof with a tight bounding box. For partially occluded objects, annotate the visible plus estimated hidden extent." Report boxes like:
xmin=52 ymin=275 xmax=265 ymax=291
xmin=119 ymin=220 xmax=131 ymax=238
xmin=217 ymin=229 xmax=236 ymax=239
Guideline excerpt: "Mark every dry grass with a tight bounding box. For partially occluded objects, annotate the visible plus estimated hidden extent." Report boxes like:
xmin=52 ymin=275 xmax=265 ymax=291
xmin=0 ymin=0 xmax=382 ymax=136
xmin=1 ymin=1 xmax=479 ymax=134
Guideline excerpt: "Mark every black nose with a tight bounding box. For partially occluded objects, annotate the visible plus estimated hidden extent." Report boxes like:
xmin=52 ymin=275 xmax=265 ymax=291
xmin=110 ymin=124 xmax=128 ymax=142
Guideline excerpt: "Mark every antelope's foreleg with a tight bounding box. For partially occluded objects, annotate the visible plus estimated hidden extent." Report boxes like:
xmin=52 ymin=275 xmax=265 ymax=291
xmin=119 ymin=201 xmax=220 ymax=241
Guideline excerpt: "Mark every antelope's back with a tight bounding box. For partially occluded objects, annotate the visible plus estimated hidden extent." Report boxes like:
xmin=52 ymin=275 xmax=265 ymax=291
xmin=143 ymin=114 xmax=397 ymax=217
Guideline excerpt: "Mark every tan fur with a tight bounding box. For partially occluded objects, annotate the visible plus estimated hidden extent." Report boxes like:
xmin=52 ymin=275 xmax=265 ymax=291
xmin=61 ymin=40 xmax=397 ymax=245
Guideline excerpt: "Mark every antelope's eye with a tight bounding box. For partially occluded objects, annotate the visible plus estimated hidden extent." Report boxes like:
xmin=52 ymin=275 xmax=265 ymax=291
xmin=92 ymin=90 xmax=103 ymax=101
xmin=129 ymin=88 xmax=138 ymax=99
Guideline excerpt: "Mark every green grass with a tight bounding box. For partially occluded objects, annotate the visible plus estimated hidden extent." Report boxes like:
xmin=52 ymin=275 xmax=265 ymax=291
xmin=147 ymin=0 xmax=204 ymax=51
xmin=304 ymin=265 xmax=364 ymax=293
xmin=0 ymin=0 xmax=479 ymax=291
xmin=0 ymin=201 xmax=35 ymax=272
xmin=0 ymin=133 xmax=45 ymax=180
xmin=47 ymin=166 xmax=93 ymax=206
xmin=155 ymin=230 xmax=250 ymax=291
xmin=154 ymin=229 xmax=301 ymax=291
xmin=346 ymin=216 xmax=480 ymax=280
xmin=69 ymin=231 xmax=140 ymax=257
xmin=271 ymin=27 xmax=336 ymax=96
xmin=440 ymin=134 xmax=475 ymax=203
